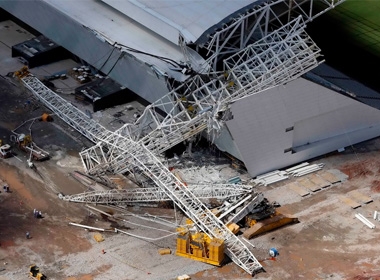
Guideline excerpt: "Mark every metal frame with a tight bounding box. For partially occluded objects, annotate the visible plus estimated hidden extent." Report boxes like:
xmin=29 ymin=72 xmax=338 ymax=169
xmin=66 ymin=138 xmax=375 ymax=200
xmin=21 ymin=74 xmax=263 ymax=275
xmin=59 ymin=184 xmax=254 ymax=205
xmin=81 ymin=16 xmax=322 ymax=175
xmin=199 ymin=0 xmax=345 ymax=71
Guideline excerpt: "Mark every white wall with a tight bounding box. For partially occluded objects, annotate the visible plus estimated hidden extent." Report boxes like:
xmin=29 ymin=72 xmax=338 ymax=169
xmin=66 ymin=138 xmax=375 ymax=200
xmin=227 ymin=78 xmax=380 ymax=177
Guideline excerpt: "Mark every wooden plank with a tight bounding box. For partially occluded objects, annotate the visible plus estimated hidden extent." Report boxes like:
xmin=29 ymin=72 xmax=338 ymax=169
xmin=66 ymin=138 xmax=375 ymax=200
xmin=297 ymin=177 xmax=321 ymax=192
xmin=287 ymin=182 xmax=310 ymax=197
xmin=309 ymin=174 xmax=331 ymax=188
xmin=348 ymin=190 xmax=373 ymax=204
xmin=319 ymin=171 xmax=341 ymax=184
xmin=339 ymin=195 xmax=361 ymax=209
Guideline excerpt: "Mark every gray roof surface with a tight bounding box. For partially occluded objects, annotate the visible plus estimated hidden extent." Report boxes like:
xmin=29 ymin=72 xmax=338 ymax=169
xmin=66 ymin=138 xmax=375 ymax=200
xmin=101 ymin=0 xmax=263 ymax=44
xmin=311 ymin=64 xmax=380 ymax=110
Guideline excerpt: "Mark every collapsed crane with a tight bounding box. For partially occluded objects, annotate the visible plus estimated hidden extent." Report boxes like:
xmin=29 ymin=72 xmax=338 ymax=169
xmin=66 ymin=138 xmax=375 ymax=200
xmin=20 ymin=73 xmax=264 ymax=274
xmin=17 ymin=1 xmax=345 ymax=275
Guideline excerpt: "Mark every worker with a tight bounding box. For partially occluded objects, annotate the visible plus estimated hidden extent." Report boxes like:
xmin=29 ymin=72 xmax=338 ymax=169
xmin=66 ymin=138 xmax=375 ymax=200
xmin=26 ymin=232 xmax=30 ymax=239
xmin=38 ymin=211 xmax=42 ymax=219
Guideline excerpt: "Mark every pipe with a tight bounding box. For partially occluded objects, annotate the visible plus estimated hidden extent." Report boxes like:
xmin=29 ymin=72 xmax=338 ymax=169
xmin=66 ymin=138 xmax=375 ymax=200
xmin=355 ymin=214 xmax=375 ymax=229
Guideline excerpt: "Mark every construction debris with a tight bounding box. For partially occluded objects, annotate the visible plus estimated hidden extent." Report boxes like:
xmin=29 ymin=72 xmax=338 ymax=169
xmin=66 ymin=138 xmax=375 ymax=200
xmin=289 ymin=163 xmax=324 ymax=177
xmin=158 ymin=248 xmax=171 ymax=255
xmin=252 ymin=162 xmax=325 ymax=186
xmin=252 ymin=170 xmax=288 ymax=186
xmin=374 ymin=211 xmax=380 ymax=221
xmin=177 ymin=274 xmax=191 ymax=280
xmin=94 ymin=233 xmax=105 ymax=242
xmin=355 ymin=213 xmax=376 ymax=229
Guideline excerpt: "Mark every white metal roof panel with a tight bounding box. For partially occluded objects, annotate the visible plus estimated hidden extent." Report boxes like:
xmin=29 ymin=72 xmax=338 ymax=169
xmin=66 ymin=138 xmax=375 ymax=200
xmin=101 ymin=0 xmax=262 ymax=44
xmin=40 ymin=0 xmax=207 ymax=76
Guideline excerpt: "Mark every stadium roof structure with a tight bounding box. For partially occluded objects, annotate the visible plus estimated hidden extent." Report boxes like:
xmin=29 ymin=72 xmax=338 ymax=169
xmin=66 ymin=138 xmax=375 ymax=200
xmin=101 ymin=0 xmax=264 ymax=45
xmin=38 ymin=0 xmax=344 ymax=75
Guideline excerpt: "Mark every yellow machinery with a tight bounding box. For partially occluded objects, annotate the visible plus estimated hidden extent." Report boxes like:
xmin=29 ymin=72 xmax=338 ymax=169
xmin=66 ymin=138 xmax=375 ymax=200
xmin=29 ymin=265 xmax=47 ymax=280
xmin=243 ymin=209 xmax=299 ymax=240
xmin=40 ymin=113 xmax=53 ymax=122
xmin=176 ymin=222 xmax=224 ymax=266
xmin=14 ymin=66 xmax=30 ymax=79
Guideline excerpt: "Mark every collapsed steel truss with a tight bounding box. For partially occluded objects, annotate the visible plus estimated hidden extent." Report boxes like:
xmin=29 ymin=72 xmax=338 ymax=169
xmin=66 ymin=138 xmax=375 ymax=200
xmin=22 ymin=75 xmax=264 ymax=275
xmin=199 ymin=0 xmax=345 ymax=71
xmin=80 ymin=16 xmax=322 ymax=175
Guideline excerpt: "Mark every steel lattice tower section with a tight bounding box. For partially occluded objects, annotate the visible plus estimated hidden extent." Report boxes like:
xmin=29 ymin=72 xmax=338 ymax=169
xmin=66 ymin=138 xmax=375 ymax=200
xmin=80 ymin=16 xmax=322 ymax=175
xmin=59 ymin=184 xmax=254 ymax=205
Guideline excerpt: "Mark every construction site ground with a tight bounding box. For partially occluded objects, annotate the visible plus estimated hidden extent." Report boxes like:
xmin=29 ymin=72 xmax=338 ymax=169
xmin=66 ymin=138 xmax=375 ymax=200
xmin=1 ymin=20 xmax=380 ymax=280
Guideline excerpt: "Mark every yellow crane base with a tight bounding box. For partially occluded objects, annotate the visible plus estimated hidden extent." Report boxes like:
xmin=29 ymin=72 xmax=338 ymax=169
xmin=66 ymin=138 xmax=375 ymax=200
xmin=176 ymin=230 xmax=225 ymax=266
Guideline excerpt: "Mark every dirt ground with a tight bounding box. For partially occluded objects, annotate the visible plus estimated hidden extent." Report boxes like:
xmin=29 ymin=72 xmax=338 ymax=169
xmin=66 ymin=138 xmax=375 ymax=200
xmin=1 ymin=74 xmax=380 ymax=280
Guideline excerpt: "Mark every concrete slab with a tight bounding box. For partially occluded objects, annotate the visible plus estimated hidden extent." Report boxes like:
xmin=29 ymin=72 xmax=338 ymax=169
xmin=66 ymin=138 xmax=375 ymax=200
xmin=287 ymin=182 xmax=310 ymax=197
xmin=0 ymin=20 xmax=34 ymax=48
xmin=0 ymin=20 xmax=35 ymax=76
xmin=348 ymin=190 xmax=373 ymax=204
xmin=319 ymin=170 xmax=342 ymax=184
xmin=297 ymin=177 xmax=321 ymax=192
xmin=309 ymin=173 xmax=331 ymax=188
xmin=339 ymin=195 xmax=361 ymax=209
